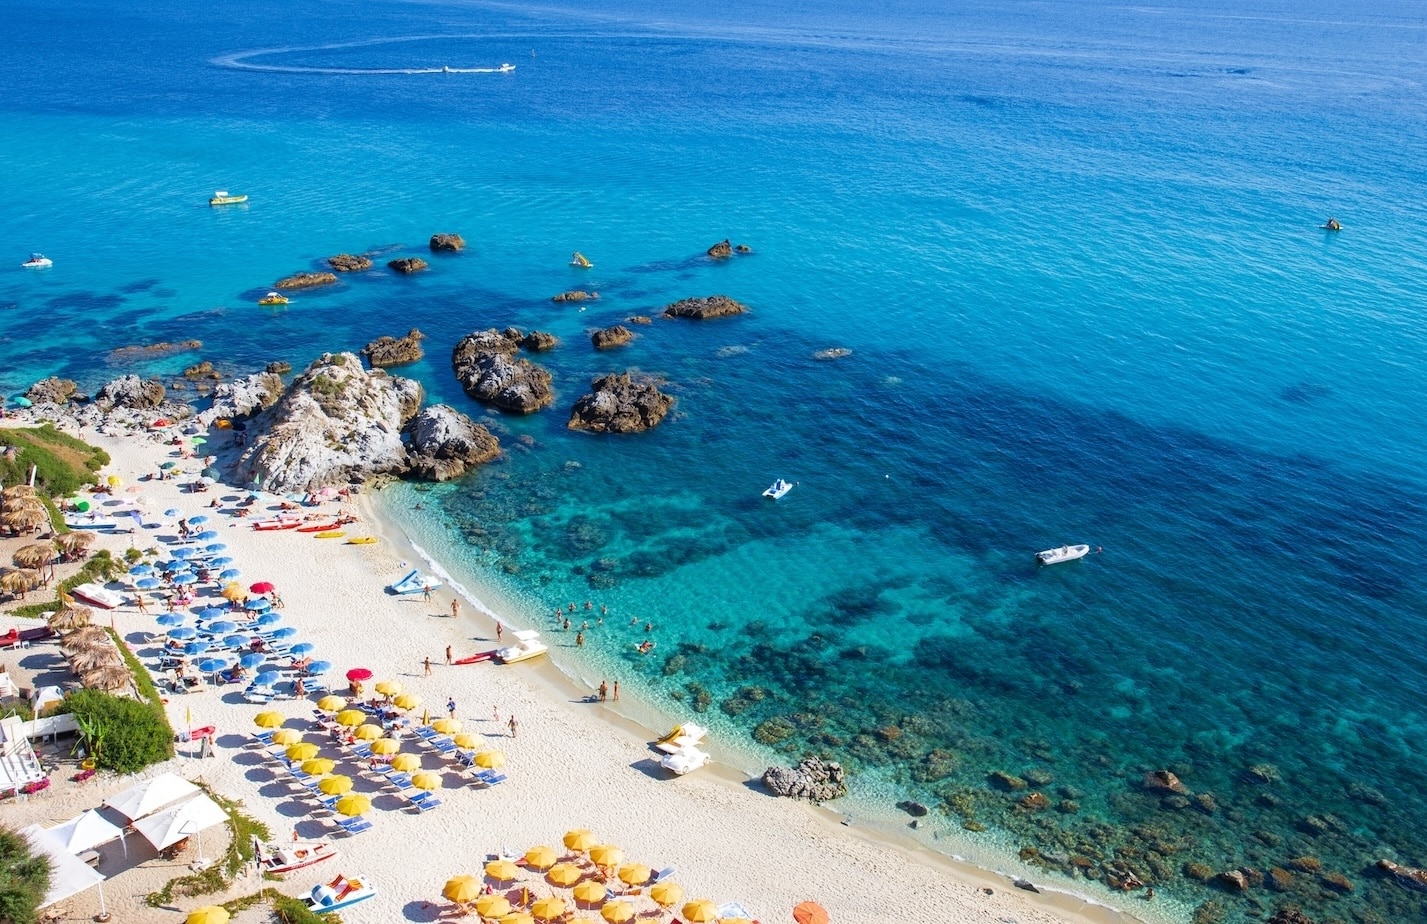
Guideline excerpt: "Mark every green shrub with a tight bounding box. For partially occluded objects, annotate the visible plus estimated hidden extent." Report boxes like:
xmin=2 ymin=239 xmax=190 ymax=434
xmin=63 ymin=688 xmax=174 ymax=774
xmin=0 ymin=825 xmax=51 ymax=924
xmin=273 ymin=894 xmax=338 ymax=924
xmin=0 ymin=426 xmax=105 ymax=498
xmin=105 ymin=628 xmax=168 ymax=713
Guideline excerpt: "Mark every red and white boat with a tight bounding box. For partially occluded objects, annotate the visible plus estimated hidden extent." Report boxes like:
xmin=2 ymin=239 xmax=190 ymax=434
xmin=252 ymin=517 xmax=303 ymax=531
xmin=69 ymin=583 xmax=126 ymax=609
xmin=254 ymin=838 xmax=339 ymax=874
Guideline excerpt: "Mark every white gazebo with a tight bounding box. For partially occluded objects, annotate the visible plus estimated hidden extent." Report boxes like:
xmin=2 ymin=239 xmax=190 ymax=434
xmin=130 ymin=794 xmax=227 ymax=853
xmin=103 ymin=772 xmax=202 ymax=822
xmin=46 ymin=809 xmax=124 ymax=854
xmin=20 ymin=825 xmax=106 ymax=910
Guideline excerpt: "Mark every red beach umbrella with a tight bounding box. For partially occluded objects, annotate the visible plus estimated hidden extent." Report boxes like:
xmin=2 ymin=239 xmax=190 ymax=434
xmin=793 ymin=902 xmax=829 ymax=924
xmin=250 ymin=581 xmax=276 ymax=594
xmin=345 ymin=667 xmax=373 ymax=682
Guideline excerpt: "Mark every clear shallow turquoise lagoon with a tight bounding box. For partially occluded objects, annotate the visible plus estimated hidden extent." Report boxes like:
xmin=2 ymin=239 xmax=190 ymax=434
xmin=5 ymin=1 xmax=1427 ymax=920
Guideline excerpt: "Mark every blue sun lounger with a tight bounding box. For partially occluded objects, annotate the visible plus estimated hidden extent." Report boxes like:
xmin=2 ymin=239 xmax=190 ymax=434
xmin=336 ymin=815 xmax=373 ymax=836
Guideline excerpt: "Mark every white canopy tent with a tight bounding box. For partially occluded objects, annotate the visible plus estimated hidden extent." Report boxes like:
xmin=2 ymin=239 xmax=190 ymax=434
xmin=46 ymin=809 xmax=124 ymax=854
xmin=31 ymin=685 xmax=64 ymax=716
xmin=20 ymin=825 xmax=106 ymax=909
xmin=102 ymin=772 xmax=201 ymax=822
xmin=130 ymin=794 xmax=227 ymax=851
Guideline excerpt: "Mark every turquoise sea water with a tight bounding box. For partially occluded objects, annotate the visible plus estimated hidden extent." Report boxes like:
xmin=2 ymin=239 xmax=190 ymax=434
xmin=5 ymin=1 xmax=1427 ymax=920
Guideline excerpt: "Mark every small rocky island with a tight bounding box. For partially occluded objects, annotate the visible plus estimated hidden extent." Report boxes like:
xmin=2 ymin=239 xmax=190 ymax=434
xmin=388 ymin=257 xmax=429 ymax=275
xmin=429 ymin=233 xmax=465 ymax=252
xmin=706 ymin=239 xmax=753 ymax=258
xmin=590 ymin=325 xmax=633 ymax=350
xmin=567 ymin=372 xmax=673 ymax=433
xmin=452 ymin=328 xmax=555 ymax=414
xmin=327 ymin=253 xmax=373 ymax=272
xmin=663 ymin=295 xmax=748 ymax=320
xmin=552 ymin=291 xmax=598 ymax=303
xmin=362 ymin=329 xmax=426 ymax=368
xmin=404 ymin=404 xmax=500 ymax=481
xmin=275 ymin=271 xmax=338 ymax=289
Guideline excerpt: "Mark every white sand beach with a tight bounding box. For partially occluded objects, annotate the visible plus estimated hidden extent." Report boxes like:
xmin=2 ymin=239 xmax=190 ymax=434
xmin=4 ymin=419 xmax=1153 ymax=924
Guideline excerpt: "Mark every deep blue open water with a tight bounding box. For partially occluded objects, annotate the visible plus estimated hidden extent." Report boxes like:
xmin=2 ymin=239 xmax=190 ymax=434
xmin=5 ymin=1 xmax=1427 ymax=920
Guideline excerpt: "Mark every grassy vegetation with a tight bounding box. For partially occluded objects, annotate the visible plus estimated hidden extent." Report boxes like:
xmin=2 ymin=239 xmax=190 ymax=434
xmin=62 ymin=688 xmax=174 ymax=774
xmin=0 ymin=825 xmax=51 ymax=924
xmin=105 ymin=626 xmax=169 ymax=712
xmin=0 ymin=425 xmax=108 ymax=497
xmin=145 ymin=789 xmax=272 ymax=907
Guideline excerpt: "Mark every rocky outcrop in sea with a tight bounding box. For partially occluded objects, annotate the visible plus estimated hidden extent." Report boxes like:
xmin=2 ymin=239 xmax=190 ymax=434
xmin=518 ymin=331 xmax=558 ymax=352
xmin=762 ymin=756 xmax=848 ymax=803
xmin=429 ymin=233 xmax=465 ymax=252
xmin=404 ymin=404 xmax=501 ymax=482
xmin=452 ymin=329 xmax=554 ymax=414
xmin=327 ymin=254 xmax=373 ymax=272
xmin=552 ymin=291 xmax=598 ymax=303
xmin=96 ymin=375 xmax=166 ymax=410
xmin=25 ymin=377 xmax=79 ymax=405
xmin=662 ymin=295 xmax=748 ymax=320
xmin=234 ymin=352 xmax=422 ymax=492
xmin=590 ymin=325 xmax=633 ymax=350
xmin=706 ymin=239 xmax=752 ymax=258
xmin=567 ymin=373 xmax=673 ymax=433
xmin=388 ymin=257 xmax=428 ymax=275
xmin=362 ymin=329 xmax=426 ymax=368
xmin=275 ymin=272 xmax=338 ymax=289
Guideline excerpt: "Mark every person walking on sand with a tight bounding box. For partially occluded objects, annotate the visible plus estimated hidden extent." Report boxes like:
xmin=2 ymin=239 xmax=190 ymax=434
xmin=135 ymin=594 xmax=148 ymax=615
xmin=445 ymin=645 xmax=452 ymax=665
xmin=447 ymin=697 xmax=456 ymax=719
xmin=451 ymin=598 xmax=460 ymax=619
xmin=423 ymin=583 xmax=433 ymax=603
xmin=598 ymin=680 xmax=608 ymax=702
xmin=613 ymin=680 xmax=619 ymax=701
xmin=508 ymin=715 xmax=518 ymax=738
xmin=495 ymin=622 xmax=503 ymax=641
xmin=424 ymin=656 xmax=432 ymax=676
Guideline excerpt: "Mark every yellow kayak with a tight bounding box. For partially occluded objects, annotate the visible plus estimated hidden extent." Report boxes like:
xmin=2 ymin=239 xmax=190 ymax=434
xmin=315 ymin=530 xmax=346 ymax=539
xmin=346 ymin=537 xmax=378 ymax=545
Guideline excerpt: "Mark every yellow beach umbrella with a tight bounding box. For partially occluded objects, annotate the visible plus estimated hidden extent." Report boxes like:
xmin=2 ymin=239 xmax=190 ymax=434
xmin=335 ymin=709 xmax=366 ymax=727
xmin=334 ymin=794 xmax=371 ymax=817
xmin=106 ymin=475 xmax=122 ymax=488
xmin=616 ymin=863 xmax=651 ymax=887
xmin=475 ymin=894 xmax=512 ymax=918
xmin=317 ymin=695 xmax=347 ymax=713
xmin=563 ymin=829 xmax=597 ymax=852
xmin=524 ymin=845 xmax=558 ymax=870
xmin=353 ymin=723 xmax=384 ymax=741
xmin=475 ymin=750 xmax=505 ymax=769
xmin=682 ymin=899 xmax=718 ymax=923
xmin=600 ymin=900 xmax=634 ymax=924
xmin=571 ymin=880 xmax=606 ymax=904
xmin=221 ymin=582 xmax=245 ymax=601
xmin=285 ymin=742 xmax=318 ymax=762
xmin=485 ymin=859 xmax=520 ymax=882
xmin=531 ymin=896 xmax=567 ymax=921
xmin=271 ymin=728 xmax=303 ymax=746
xmin=390 ymin=752 xmax=421 ymax=772
xmin=370 ymin=737 xmax=401 ymax=755
xmin=501 ymin=914 xmax=535 ymax=924
xmin=318 ymin=774 xmax=353 ymax=796
xmin=588 ymin=845 xmax=623 ymax=869
xmin=410 ymin=771 xmax=441 ymax=791
xmin=375 ymin=679 xmax=402 ymax=697
xmin=452 ymin=733 xmax=479 ymax=750
xmin=442 ymin=875 xmax=482 ymax=904
xmin=650 ymin=881 xmax=684 ymax=907
xmin=393 ymin=693 xmax=421 ymax=710
xmin=186 ymin=906 xmax=229 ymax=924
xmin=254 ymin=710 xmax=285 ymax=728
xmin=547 ymin=862 xmax=582 ymax=887
xmin=431 ymin=717 xmax=461 ymax=734
xmin=301 ymin=757 xmax=336 ymax=776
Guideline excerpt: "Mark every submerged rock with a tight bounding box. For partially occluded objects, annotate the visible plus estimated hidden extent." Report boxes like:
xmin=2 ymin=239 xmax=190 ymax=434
xmin=663 ymin=295 xmax=748 ymax=320
xmin=405 ymin=404 xmax=500 ymax=481
xmin=1266 ymin=907 xmax=1316 ymax=924
xmin=627 ymin=315 xmax=652 ymax=325
xmin=1144 ymin=770 xmax=1189 ymax=794
xmin=567 ymin=373 xmax=674 ymax=434
xmin=590 ymin=325 xmax=633 ymax=350
xmin=896 ymin=800 xmax=930 ymax=817
xmin=275 ymin=271 xmax=338 ymax=289
xmin=1378 ymin=858 xmax=1427 ymax=891
xmin=95 ymin=374 xmax=166 ymax=410
xmin=552 ymin=290 xmax=599 ymax=303
xmin=235 ymin=352 xmax=422 ymax=492
xmin=452 ymin=328 xmax=554 ymax=414
xmin=107 ymin=339 xmax=202 ymax=361
xmin=429 ymin=233 xmax=465 ymax=252
xmin=761 ymin=756 xmax=848 ymax=803
xmin=25 ymin=377 xmax=78 ymax=405
xmin=813 ymin=348 xmax=852 ymax=361
xmin=327 ymin=253 xmax=373 ymax=272
xmin=362 ymin=328 xmax=426 ymax=368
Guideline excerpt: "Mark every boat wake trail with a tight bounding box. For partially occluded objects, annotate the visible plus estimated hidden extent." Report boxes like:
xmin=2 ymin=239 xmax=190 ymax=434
xmin=211 ymin=35 xmax=520 ymax=76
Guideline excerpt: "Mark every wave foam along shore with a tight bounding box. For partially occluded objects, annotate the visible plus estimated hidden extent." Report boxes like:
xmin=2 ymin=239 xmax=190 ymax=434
xmin=0 ymin=412 xmax=1148 ymax=924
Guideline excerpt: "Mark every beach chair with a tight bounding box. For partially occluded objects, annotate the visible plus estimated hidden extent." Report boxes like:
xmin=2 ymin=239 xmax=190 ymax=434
xmin=335 ymin=815 xmax=373 ymax=836
xmin=350 ymin=743 xmax=373 ymax=759
xmin=651 ymin=866 xmax=676 ymax=884
xmin=473 ymin=770 xmax=507 ymax=787
xmin=382 ymin=771 xmax=412 ymax=790
xmin=413 ymin=725 xmax=438 ymax=740
xmin=249 ymin=731 xmax=275 ymax=748
xmin=406 ymin=791 xmax=441 ymax=812
xmin=306 ymin=678 xmax=329 ymax=694
xmin=428 ymin=736 xmax=457 ymax=755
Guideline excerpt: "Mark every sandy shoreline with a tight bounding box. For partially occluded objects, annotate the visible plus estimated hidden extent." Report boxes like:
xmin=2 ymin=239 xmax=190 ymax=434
xmin=6 ymin=414 xmax=1159 ymax=924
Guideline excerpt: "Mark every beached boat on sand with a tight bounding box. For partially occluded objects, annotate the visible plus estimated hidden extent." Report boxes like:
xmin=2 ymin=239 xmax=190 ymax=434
xmin=661 ymin=744 xmax=711 ymax=776
xmin=254 ymin=838 xmax=338 ymax=874
xmin=252 ymin=516 xmax=302 ymax=531
xmin=63 ymin=511 xmax=119 ymax=531
xmin=1036 ymin=544 xmax=1090 ymax=565
xmin=306 ymin=873 xmax=375 ymax=912
xmin=388 ymin=569 xmax=440 ymax=595
xmin=763 ymin=479 xmax=794 ymax=500
xmin=655 ymin=722 xmax=708 ymax=755
xmin=496 ymin=629 xmax=549 ymax=664
xmin=70 ymin=583 xmax=126 ymax=610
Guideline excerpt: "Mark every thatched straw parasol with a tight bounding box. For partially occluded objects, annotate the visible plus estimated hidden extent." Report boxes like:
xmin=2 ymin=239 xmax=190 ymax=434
xmin=13 ymin=543 xmax=57 ymax=572
xmin=2 ymin=507 xmax=48 ymax=532
xmin=60 ymin=625 xmax=111 ymax=651
xmin=69 ymin=645 xmax=123 ymax=674
xmin=82 ymin=664 xmax=132 ymax=693
xmin=47 ymin=604 xmax=94 ymax=632
xmin=0 ymin=568 xmax=42 ymax=597
xmin=55 ymin=531 xmax=94 ymax=554
xmin=2 ymin=485 xmax=37 ymax=500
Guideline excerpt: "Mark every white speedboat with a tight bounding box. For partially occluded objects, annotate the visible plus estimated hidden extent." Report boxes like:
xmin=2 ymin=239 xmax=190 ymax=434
xmin=306 ymin=873 xmax=375 ymax=912
xmin=762 ymin=479 xmax=794 ymax=500
xmin=496 ymin=629 xmax=548 ymax=664
xmin=255 ymin=838 xmax=338 ymax=874
xmin=1036 ymin=544 xmax=1090 ymax=565
xmin=497 ymin=63 xmax=516 ymax=73
xmin=660 ymin=744 xmax=710 ymax=776
xmin=63 ymin=511 xmax=119 ymax=531
xmin=70 ymin=583 xmax=127 ymax=610
xmin=388 ymin=569 xmax=441 ymax=595
xmin=654 ymin=722 xmax=709 ymax=755
xmin=22 ymin=253 xmax=52 ymax=269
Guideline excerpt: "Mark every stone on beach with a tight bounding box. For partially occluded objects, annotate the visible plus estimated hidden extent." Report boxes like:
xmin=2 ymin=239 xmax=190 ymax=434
xmin=762 ymin=756 xmax=848 ymax=803
xmin=24 ymin=376 xmax=79 ymax=405
xmin=404 ymin=404 xmax=501 ymax=481
xmin=567 ymin=373 xmax=673 ymax=433
xmin=95 ymin=374 xmax=166 ymax=410
xmin=202 ymin=371 xmax=285 ymax=421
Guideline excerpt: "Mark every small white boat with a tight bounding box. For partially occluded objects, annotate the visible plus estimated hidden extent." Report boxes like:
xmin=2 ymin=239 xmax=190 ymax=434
xmin=1036 ymin=544 xmax=1090 ymax=565
xmin=660 ymin=744 xmax=711 ymax=776
xmin=21 ymin=253 xmax=52 ymax=269
xmin=497 ymin=63 xmax=516 ymax=73
xmin=496 ymin=629 xmax=549 ymax=664
xmin=388 ymin=569 xmax=441 ymax=595
xmin=762 ymin=479 xmax=794 ymax=500
xmin=306 ymin=873 xmax=375 ymax=912
xmin=70 ymin=583 xmax=127 ymax=610
xmin=209 ymin=190 xmax=248 ymax=206
xmin=654 ymin=722 xmax=709 ymax=755
xmin=254 ymin=838 xmax=338 ymax=875
xmin=63 ymin=511 xmax=119 ymax=531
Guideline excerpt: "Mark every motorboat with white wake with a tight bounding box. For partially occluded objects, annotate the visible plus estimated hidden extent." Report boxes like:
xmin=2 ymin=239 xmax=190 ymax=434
xmin=1036 ymin=544 xmax=1090 ymax=565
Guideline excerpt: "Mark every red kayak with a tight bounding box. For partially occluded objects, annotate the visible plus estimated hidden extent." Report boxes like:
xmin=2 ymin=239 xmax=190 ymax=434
xmin=296 ymin=522 xmax=340 ymax=533
xmin=453 ymin=650 xmax=499 ymax=666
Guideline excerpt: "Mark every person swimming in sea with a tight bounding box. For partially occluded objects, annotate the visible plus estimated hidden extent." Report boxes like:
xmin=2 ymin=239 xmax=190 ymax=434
xmin=1323 ymin=217 xmax=1342 ymax=231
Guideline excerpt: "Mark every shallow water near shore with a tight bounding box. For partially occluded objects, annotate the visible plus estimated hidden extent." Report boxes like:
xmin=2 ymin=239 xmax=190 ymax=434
xmin=6 ymin=0 xmax=1427 ymax=920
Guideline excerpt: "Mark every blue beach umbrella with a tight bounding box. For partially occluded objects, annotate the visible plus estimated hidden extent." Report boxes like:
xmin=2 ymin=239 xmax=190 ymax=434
xmin=188 ymin=515 xmax=209 ymax=525
xmin=199 ymin=606 xmax=227 ymax=620
xmin=156 ymin=614 xmax=187 ymax=627
xmin=306 ymin=660 xmax=332 ymax=675
xmin=254 ymin=671 xmax=281 ymax=687
xmin=269 ymin=627 xmax=298 ymax=640
xmin=197 ymin=657 xmax=229 ymax=674
xmin=223 ymin=634 xmax=250 ymax=648
xmin=129 ymin=564 xmax=155 ymax=576
xmin=171 ymin=573 xmax=197 ymax=586
xmin=195 ymin=530 xmax=219 ymax=540
xmin=167 ymin=627 xmax=198 ymax=640
xmin=171 ymin=547 xmax=196 ymax=559
xmin=184 ymin=641 xmax=212 ymax=656
xmin=207 ymin=620 xmax=238 ymax=635
xmin=290 ymin=642 xmax=315 ymax=656
xmin=239 ymin=652 xmax=266 ymax=668
xmin=210 ymin=557 xmax=234 ymax=567
xmin=204 ymin=543 xmax=227 ymax=553
xmin=245 ymin=598 xmax=271 ymax=612
xmin=255 ymin=613 xmax=281 ymax=627
xmin=135 ymin=577 xmax=162 ymax=590
xmin=218 ymin=569 xmax=240 ymax=580
xmin=164 ymin=508 xmax=182 ymax=518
